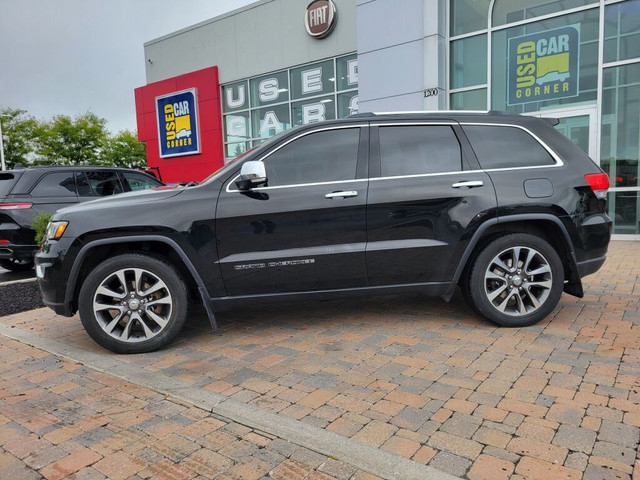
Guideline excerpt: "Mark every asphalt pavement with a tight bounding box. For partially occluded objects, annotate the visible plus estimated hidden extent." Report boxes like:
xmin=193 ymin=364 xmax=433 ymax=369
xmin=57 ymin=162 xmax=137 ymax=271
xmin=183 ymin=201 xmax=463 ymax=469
xmin=0 ymin=266 xmax=42 ymax=316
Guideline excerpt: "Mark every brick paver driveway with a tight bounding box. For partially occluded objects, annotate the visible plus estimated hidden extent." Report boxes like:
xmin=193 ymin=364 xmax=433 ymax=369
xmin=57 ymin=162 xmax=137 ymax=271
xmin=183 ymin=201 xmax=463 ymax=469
xmin=1 ymin=240 xmax=639 ymax=479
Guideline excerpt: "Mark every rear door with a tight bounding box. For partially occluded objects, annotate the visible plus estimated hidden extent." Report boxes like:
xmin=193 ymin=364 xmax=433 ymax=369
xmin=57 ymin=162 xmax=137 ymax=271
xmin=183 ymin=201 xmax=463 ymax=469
xmin=76 ymin=170 xmax=125 ymax=200
xmin=215 ymin=124 xmax=369 ymax=296
xmin=366 ymin=121 xmax=497 ymax=286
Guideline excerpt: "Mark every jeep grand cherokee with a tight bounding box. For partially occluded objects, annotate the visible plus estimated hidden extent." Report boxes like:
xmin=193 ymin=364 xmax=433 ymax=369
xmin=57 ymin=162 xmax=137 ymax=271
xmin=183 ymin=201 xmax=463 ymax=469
xmin=35 ymin=112 xmax=611 ymax=353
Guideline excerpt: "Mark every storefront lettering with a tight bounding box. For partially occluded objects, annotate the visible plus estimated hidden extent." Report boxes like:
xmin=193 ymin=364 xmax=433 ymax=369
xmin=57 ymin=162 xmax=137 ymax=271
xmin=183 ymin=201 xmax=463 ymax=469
xmin=303 ymin=103 xmax=326 ymax=124
xmin=259 ymin=78 xmax=280 ymax=102
xmin=226 ymin=84 xmax=247 ymax=109
xmin=260 ymin=111 xmax=284 ymax=136
xmin=347 ymin=60 xmax=358 ymax=85
xmin=156 ymin=89 xmax=199 ymax=157
xmin=302 ymin=68 xmax=323 ymax=94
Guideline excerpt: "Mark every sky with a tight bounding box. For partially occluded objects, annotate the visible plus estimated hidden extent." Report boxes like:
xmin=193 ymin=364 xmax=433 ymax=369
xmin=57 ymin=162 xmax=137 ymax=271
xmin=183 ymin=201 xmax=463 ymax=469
xmin=0 ymin=0 xmax=255 ymax=133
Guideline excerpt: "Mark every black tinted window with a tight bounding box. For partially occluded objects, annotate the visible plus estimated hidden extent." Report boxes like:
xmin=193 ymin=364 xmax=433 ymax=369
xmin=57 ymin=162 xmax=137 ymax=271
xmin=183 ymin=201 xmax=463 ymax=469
xmin=30 ymin=172 xmax=77 ymax=197
xmin=263 ymin=128 xmax=360 ymax=187
xmin=77 ymin=171 xmax=124 ymax=197
xmin=121 ymin=172 xmax=161 ymax=191
xmin=379 ymin=126 xmax=462 ymax=176
xmin=0 ymin=173 xmax=18 ymax=197
xmin=463 ymin=125 xmax=556 ymax=169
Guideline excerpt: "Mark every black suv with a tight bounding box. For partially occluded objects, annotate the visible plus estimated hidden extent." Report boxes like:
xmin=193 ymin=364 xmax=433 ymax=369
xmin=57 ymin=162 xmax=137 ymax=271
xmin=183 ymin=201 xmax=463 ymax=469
xmin=0 ymin=166 xmax=163 ymax=271
xmin=35 ymin=112 xmax=611 ymax=353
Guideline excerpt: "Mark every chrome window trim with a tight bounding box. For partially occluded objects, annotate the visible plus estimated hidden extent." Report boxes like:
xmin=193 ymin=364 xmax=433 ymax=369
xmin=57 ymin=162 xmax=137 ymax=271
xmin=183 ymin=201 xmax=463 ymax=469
xmin=225 ymin=124 xmax=368 ymax=193
xmin=459 ymin=122 xmax=564 ymax=167
xmin=226 ymin=121 xmax=565 ymax=192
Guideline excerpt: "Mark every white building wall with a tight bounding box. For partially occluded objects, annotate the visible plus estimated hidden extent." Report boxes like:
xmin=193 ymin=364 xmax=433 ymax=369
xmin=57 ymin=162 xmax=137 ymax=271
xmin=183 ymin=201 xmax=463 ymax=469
xmin=144 ymin=0 xmax=358 ymax=85
xmin=356 ymin=0 xmax=447 ymax=112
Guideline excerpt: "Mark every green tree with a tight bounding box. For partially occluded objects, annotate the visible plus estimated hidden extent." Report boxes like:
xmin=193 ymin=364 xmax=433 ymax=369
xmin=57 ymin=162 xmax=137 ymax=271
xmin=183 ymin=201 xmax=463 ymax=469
xmin=34 ymin=112 xmax=108 ymax=165
xmin=101 ymin=130 xmax=147 ymax=168
xmin=0 ymin=107 xmax=39 ymax=169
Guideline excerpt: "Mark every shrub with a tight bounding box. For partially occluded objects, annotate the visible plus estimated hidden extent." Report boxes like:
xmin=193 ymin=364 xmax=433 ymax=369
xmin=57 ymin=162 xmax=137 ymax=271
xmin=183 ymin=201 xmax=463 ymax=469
xmin=32 ymin=212 xmax=53 ymax=246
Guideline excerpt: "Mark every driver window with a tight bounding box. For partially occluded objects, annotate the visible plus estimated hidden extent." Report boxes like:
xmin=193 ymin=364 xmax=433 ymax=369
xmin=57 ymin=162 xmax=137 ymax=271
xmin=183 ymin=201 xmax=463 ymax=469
xmin=262 ymin=128 xmax=360 ymax=187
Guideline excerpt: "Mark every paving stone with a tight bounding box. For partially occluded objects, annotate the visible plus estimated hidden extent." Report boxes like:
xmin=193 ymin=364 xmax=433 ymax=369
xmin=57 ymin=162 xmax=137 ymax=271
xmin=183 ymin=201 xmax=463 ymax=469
xmin=467 ymin=454 xmax=515 ymax=480
xmin=582 ymin=464 xmax=632 ymax=480
xmin=428 ymin=451 xmax=473 ymax=477
xmin=553 ymin=425 xmax=597 ymax=454
xmin=598 ymin=421 xmax=640 ymax=448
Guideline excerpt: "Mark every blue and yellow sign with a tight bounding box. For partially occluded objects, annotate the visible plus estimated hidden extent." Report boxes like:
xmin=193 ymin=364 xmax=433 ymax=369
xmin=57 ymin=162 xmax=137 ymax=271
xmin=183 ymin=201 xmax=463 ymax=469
xmin=156 ymin=89 xmax=200 ymax=158
xmin=507 ymin=25 xmax=580 ymax=106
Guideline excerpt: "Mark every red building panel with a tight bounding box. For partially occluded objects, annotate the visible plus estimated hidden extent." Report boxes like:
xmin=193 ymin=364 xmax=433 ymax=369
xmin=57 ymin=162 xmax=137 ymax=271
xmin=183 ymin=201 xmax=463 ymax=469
xmin=134 ymin=66 xmax=224 ymax=184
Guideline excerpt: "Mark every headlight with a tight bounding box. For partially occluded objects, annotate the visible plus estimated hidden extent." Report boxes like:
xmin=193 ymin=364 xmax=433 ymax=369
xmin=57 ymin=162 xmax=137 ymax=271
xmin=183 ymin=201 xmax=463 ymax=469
xmin=45 ymin=221 xmax=69 ymax=241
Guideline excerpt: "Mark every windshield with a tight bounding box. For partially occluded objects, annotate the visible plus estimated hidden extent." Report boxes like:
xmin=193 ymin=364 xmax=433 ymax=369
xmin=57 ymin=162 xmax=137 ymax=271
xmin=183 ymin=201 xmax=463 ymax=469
xmin=201 ymin=130 xmax=289 ymax=184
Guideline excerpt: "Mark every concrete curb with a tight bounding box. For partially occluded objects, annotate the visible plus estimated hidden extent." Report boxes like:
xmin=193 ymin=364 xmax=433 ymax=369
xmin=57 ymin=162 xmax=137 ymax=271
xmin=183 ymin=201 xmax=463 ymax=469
xmin=0 ymin=322 xmax=461 ymax=480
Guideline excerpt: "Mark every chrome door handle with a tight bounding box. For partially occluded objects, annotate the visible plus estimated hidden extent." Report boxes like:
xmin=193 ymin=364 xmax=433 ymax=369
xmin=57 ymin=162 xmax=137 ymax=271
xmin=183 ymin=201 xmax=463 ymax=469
xmin=452 ymin=180 xmax=484 ymax=188
xmin=325 ymin=190 xmax=358 ymax=199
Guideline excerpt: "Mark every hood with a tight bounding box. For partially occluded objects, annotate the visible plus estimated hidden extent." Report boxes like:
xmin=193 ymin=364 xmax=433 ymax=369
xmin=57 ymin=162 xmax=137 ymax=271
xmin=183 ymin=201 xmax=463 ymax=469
xmin=55 ymin=187 xmax=184 ymax=217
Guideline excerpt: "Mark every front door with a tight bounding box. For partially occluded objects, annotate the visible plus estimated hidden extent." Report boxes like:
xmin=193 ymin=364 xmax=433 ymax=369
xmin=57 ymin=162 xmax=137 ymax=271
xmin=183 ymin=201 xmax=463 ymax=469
xmin=215 ymin=125 xmax=369 ymax=296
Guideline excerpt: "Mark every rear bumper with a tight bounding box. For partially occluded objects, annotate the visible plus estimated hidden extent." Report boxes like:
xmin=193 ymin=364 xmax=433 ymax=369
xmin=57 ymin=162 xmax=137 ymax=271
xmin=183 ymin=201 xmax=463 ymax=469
xmin=0 ymin=244 xmax=38 ymax=260
xmin=577 ymin=255 xmax=607 ymax=278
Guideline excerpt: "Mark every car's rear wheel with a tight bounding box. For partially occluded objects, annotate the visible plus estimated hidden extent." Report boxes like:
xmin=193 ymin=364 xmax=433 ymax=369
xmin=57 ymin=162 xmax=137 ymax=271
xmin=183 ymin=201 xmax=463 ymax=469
xmin=465 ymin=233 xmax=564 ymax=327
xmin=78 ymin=254 xmax=188 ymax=353
xmin=0 ymin=258 xmax=35 ymax=272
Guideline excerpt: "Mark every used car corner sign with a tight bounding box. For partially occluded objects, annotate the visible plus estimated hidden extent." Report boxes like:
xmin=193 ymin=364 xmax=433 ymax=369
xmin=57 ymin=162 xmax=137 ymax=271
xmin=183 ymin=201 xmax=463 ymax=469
xmin=305 ymin=0 xmax=337 ymax=39
xmin=156 ymin=89 xmax=200 ymax=158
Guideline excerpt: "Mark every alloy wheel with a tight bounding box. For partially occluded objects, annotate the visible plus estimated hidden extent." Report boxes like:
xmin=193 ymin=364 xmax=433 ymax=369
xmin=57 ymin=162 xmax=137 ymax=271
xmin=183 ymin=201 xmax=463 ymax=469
xmin=92 ymin=268 xmax=173 ymax=343
xmin=483 ymin=246 xmax=552 ymax=317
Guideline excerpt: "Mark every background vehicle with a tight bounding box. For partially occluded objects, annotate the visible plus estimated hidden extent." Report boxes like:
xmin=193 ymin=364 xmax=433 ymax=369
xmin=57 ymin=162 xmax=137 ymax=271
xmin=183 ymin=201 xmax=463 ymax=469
xmin=36 ymin=112 xmax=611 ymax=353
xmin=0 ymin=166 xmax=163 ymax=271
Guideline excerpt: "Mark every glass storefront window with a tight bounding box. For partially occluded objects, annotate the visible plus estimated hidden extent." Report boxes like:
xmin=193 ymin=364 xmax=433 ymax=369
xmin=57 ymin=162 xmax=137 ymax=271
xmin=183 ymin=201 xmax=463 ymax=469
xmin=450 ymin=88 xmax=487 ymax=110
xmin=492 ymin=0 xmax=597 ymax=26
xmin=601 ymin=62 xmax=640 ymax=234
xmin=291 ymin=96 xmax=336 ymax=127
xmin=338 ymin=91 xmax=359 ymax=117
xmin=336 ymin=54 xmax=358 ymax=91
xmin=604 ymin=0 xmax=640 ymax=63
xmin=249 ymin=71 xmax=289 ymax=108
xmin=451 ymin=34 xmax=487 ymax=89
xmin=491 ymin=7 xmax=599 ymax=112
xmin=290 ymin=60 xmax=335 ymax=99
xmin=222 ymin=80 xmax=249 ymax=113
xmin=251 ymin=104 xmax=291 ymax=140
xmin=221 ymin=54 xmax=357 ymax=158
xmin=451 ymin=0 xmax=490 ymax=36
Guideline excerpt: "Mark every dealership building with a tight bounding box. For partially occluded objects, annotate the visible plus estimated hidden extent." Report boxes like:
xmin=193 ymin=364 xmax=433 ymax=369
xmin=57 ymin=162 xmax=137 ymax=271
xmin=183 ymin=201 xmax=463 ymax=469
xmin=134 ymin=0 xmax=640 ymax=237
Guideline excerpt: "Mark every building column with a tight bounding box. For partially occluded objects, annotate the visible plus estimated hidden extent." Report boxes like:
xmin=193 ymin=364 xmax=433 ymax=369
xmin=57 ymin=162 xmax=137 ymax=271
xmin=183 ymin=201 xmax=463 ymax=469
xmin=356 ymin=0 xmax=446 ymax=113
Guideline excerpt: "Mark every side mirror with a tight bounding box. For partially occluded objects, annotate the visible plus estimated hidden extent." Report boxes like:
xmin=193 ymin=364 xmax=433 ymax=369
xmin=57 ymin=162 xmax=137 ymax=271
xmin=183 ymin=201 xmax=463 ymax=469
xmin=236 ymin=161 xmax=267 ymax=191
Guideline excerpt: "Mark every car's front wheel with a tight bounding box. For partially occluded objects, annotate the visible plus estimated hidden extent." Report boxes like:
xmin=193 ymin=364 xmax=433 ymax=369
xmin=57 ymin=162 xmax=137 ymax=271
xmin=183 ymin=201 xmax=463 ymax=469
xmin=465 ymin=233 xmax=564 ymax=327
xmin=78 ymin=254 xmax=188 ymax=353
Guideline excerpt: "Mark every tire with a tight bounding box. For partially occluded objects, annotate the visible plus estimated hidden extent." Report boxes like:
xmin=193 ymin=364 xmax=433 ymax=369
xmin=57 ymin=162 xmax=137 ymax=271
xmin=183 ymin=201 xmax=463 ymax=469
xmin=0 ymin=258 xmax=35 ymax=272
xmin=466 ymin=233 xmax=564 ymax=327
xmin=78 ymin=253 xmax=188 ymax=353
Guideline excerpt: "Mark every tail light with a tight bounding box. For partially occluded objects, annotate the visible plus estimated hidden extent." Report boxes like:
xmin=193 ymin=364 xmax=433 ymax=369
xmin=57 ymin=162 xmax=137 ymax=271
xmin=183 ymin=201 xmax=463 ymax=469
xmin=0 ymin=239 xmax=8 ymax=244
xmin=585 ymin=173 xmax=610 ymax=200
xmin=0 ymin=202 xmax=33 ymax=210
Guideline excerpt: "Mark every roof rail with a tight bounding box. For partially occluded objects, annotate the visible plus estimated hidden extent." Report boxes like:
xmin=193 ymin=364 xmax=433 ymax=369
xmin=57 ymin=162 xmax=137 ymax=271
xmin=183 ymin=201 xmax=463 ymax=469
xmin=349 ymin=110 xmax=492 ymax=118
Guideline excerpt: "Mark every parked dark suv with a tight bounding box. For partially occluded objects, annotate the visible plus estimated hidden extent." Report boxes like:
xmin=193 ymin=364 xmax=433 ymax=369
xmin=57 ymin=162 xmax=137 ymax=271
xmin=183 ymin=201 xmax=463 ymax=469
xmin=36 ymin=112 xmax=611 ymax=353
xmin=0 ymin=166 xmax=163 ymax=271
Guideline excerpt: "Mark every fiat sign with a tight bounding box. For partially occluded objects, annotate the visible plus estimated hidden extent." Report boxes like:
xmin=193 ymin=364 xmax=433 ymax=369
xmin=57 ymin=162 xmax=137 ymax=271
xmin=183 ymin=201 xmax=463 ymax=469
xmin=305 ymin=0 xmax=337 ymax=39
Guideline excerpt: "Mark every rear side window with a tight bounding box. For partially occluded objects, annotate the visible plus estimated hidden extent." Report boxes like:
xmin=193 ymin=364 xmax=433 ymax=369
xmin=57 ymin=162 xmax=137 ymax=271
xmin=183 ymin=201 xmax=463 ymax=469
xmin=121 ymin=171 xmax=162 ymax=191
xmin=77 ymin=171 xmax=124 ymax=197
xmin=379 ymin=126 xmax=462 ymax=177
xmin=0 ymin=173 xmax=18 ymax=198
xmin=463 ymin=125 xmax=556 ymax=169
xmin=30 ymin=172 xmax=77 ymax=197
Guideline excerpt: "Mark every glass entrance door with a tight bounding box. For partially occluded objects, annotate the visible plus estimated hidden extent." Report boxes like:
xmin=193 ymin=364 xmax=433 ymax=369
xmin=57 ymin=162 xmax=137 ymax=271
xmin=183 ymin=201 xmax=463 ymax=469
xmin=529 ymin=106 xmax=598 ymax=163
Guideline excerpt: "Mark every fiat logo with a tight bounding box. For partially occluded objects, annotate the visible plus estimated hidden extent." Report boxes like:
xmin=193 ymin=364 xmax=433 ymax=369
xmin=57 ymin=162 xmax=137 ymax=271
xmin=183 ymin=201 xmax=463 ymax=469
xmin=305 ymin=0 xmax=337 ymax=39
